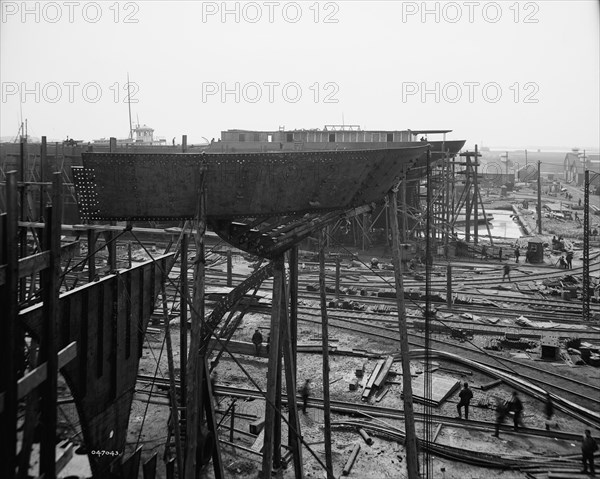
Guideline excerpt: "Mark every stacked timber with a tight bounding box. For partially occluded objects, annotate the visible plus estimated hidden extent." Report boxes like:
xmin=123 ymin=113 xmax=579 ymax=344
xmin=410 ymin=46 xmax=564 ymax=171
xmin=361 ymin=356 xmax=394 ymax=401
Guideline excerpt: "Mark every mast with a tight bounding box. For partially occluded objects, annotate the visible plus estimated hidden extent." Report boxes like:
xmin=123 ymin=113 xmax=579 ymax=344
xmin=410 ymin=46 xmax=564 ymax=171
xmin=127 ymin=73 xmax=133 ymax=140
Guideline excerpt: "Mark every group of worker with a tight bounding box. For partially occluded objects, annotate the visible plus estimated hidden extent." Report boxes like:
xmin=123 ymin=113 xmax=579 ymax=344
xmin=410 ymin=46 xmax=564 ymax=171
xmin=501 ymin=242 xmax=578 ymax=281
xmin=456 ymin=383 xmax=597 ymax=475
xmin=558 ymin=250 xmax=575 ymax=269
xmin=250 ymin=331 xmax=598 ymax=474
xmin=455 ymin=383 xmax=523 ymax=434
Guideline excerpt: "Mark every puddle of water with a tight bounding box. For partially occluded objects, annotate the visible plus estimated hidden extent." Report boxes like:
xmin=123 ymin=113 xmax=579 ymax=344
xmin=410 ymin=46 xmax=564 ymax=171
xmin=455 ymin=209 xmax=524 ymax=240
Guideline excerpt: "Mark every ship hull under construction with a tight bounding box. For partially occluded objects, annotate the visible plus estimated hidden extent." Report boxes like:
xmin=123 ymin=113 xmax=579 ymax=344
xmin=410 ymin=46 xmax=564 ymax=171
xmin=73 ymin=146 xmax=430 ymax=221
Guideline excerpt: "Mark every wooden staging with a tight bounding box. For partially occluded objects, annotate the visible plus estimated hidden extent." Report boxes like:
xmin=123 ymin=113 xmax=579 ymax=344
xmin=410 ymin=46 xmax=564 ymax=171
xmin=19 ymin=254 xmax=173 ymax=477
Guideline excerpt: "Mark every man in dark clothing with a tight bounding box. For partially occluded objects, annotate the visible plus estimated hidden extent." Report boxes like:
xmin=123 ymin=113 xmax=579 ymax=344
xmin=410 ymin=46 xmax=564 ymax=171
xmin=515 ymin=246 xmax=520 ymax=263
xmin=566 ymin=251 xmax=574 ymax=269
xmin=503 ymin=264 xmax=511 ymax=282
xmin=508 ymin=391 xmax=524 ymax=431
xmin=456 ymin=382 xmax=474 ymax=420
xmin=493 ymin=398 xmax=508 ymax=438
xmin=301 ymin=379 xmax=311 ymax=414
xmin=582 ymin=429 xmax=598 ymax=475
xmin=252 ymin=329 xmax=263 ymax=356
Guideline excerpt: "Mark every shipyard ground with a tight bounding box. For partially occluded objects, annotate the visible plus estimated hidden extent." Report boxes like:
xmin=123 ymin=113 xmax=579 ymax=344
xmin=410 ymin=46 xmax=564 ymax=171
xmin=54 ymin=185 xmax=600 ymax=479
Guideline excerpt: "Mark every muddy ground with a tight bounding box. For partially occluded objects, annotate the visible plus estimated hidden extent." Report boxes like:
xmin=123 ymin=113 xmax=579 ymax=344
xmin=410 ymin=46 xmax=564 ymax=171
xmin=55 ymin=182 xmax=600 ymax=479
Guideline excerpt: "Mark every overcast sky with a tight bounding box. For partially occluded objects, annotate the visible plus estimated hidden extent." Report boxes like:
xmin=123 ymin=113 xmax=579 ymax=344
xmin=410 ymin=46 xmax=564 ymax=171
xmin=1 ymin=0 xmax=599 ymax=150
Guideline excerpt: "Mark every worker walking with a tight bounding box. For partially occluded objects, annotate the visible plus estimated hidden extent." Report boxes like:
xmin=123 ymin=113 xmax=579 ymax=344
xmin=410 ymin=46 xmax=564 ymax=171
xmin=252 ymin=329 xmax=263 ymax=356
xmin=508 ymin=391 xmax=524 ymax=431
xmin=456 ymin=382 xmax=474 ymax=420
xmin=514 ymin=246 xmax=520 ymax=263
xmin=493 ymin=398 xmax=508 ymax=438
xmin=581 ymin=429 xmax=598 ymax=475
xmin=301 ymin=379 xmax=311 ymax=414
xmin=503 ymin=264 xmax=511 ymax=282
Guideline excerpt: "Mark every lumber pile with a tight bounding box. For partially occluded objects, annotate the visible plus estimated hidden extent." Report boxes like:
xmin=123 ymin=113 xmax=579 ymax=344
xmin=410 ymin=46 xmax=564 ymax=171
xmin=361 ymin=356 xmax=395 ymax=401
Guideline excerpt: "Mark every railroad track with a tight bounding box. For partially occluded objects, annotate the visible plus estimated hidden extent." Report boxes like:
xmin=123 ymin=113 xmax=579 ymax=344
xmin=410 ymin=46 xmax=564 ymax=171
xmin=293 ymin=305 xmax=600 ymax=340
xmin=195 ymin=275 xmax=598 ymax=324
xmin=209 ymin=384 xmax=587 ymax=442
xmin=294 ymin=313 xmax=600 ymax=412
xmin=198 ymin=264 xmax=600 ymax=318
xmin=134 ymin=374 xmax=587 ymax=442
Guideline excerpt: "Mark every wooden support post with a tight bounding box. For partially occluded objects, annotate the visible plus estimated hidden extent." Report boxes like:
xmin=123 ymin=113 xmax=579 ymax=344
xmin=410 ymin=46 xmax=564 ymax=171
xmin=1 ymin=172 xmax=19 ymax=479
xmin=400 ymin=177 xmax=407 ymax=243
xmin=319 ymin=231 xmax=334 ymax=479
xmin=446 ymin=264 xmax=452 ymax=309
xmin=289 ymin=246 xmax=298 ymax=379
xmin=335 ymin=256 xmax=340 ymax=299
xmin=360 ymin=214 xmax=366 ymax=250
xmin=444 ymin=151 xmax=451 ymax=255
xmin=280 ymin=274 xmax=304 ymax=479
xmin=19 ymin=140 xmax=27 ymax=302
xmin=388 ymin=189 xmax=420 ymax=479
xmin=40 ymin=172 xmax=62 ymax=479
xmin=40 ymin=136 xmax=46 ymax=221
xmin=17 ymin=339 xmax=40 ymax=479
xmin=87 ymin=229 xmax=96 ymax=281
xmin=473 ymin=145 xmax=479 ymax=245
xmin=274 ymin=336 xmax=282 ymax=469
xmin=203 ymin=359 xmax=224 ymax=478
xmin=261 ymin=257 xmax=283 ymax=478
xmin=180 ymin=233 xmax=188 ymax=401
xmin=184 ymin=174 xmax=206 ymax=479
xmin=384 ymin=200 xmax=389 ymax=251
xmin=537 ymin=161 xmax=542 ymax=234
xmin=229 ymin=402 xmax=236 ymax=442
xmin=465 ymin=177 xmax=471 ymax=243
xmin=226 ymin=249 xmax=232 ymax=287
xmin=583 ymin=170 xmax=591 ymax=322
xmin=106 ymin=229 xmax=117 ymax=272
xmin=162 ymin=283 xmax=183 ymax=478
